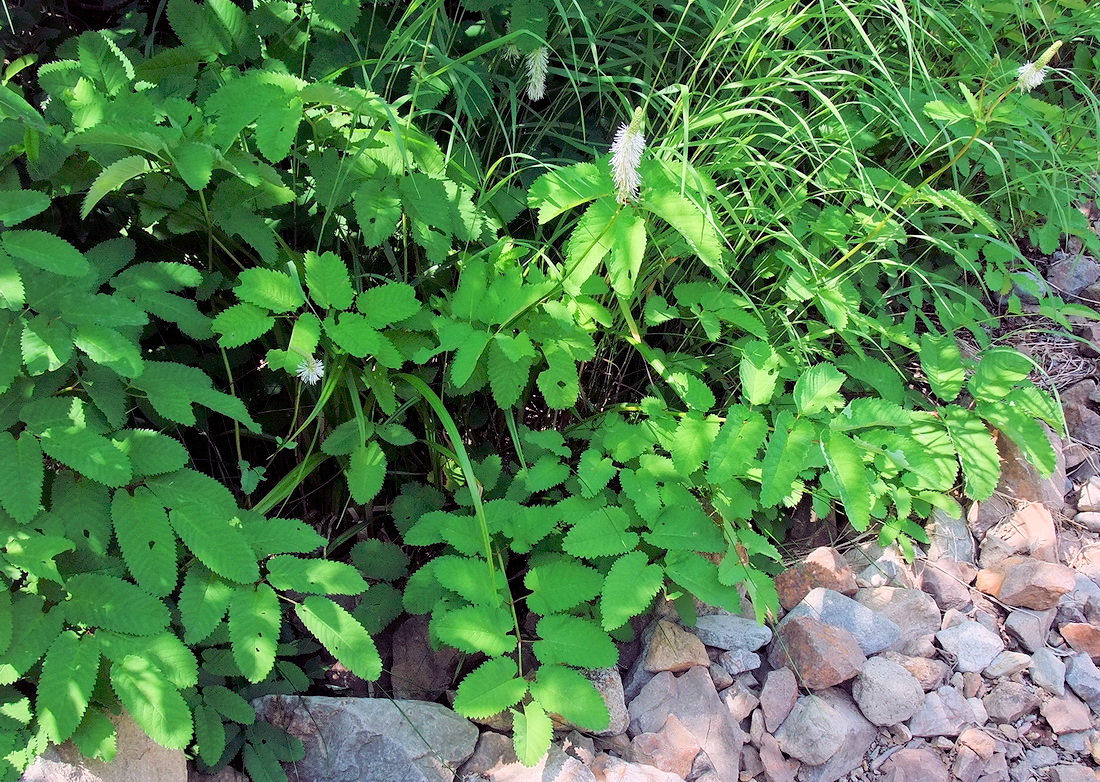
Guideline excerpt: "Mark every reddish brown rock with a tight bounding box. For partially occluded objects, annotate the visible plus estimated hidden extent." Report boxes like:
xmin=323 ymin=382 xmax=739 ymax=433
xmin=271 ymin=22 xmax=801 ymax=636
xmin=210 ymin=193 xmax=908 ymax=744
xmin=917 ymin=558 xmax=977 ymax=611
xmin=1040 ymin=692 xmax=1092 ymax=734
xmin=760 ymin=667 xmax=798 ymax=732
xmin=1062 ymin=622 xmax=1100 ymax=658
xmin=643 ymin=620 xmax=710 ymax=673
xmin=879 ymin=747 xmax=950 ymax=782
xmin=628 ymin=714 xmax=701 ymax=778
xmin=982 ymin=681 xmax=1039 ymax=723
xmin=768 ymin=616 xmax=866 ymax=690
xmin=979 ymin=503 xmax=1058 ymax=567
xmin=957 ymin=727 xmax=996 ymax=759
xmin=774 ymin=547 xmax=857 ymax=611
xmin=757 ymin=732 xmax=799 ymax=782
xmin=977 ymin=556 xmax=1075 ymax=609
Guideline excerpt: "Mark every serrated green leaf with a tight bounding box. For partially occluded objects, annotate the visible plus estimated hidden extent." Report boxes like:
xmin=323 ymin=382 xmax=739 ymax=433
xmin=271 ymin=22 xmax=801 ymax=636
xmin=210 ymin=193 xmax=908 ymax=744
xmin=453 ymin=656 xmax=528 ymax=719
xmin=304 ymin=251 xmax=353 ymax=310
xmin=977 ymin=399 xmax=1056 ymax=478
xmin=527 ymin=162 xmax=613 ymax=224
xmin=71 ymin=708 xmax=117 ymax=762
xmin=326 ymin=313 xmax=403 ymax=366
xmin=645 ymin=502 xmax=726 ymax=552
xmin=943 ymin=405 xmax=999 ymax=500
xmin=82 ymin=156 xmax=151 ymax=218
xmin=353 ymin=176 xmax=402 ymax=247
xmin=255 ymin=97 xmax=302 ymax=163
xmin=533 ymin=614 xmax=617 ymax=668
xmin=529 ymin=665 xmax=609 ymax=732
xmin=235 ymin=268 xmax=304 ymax=313
xmin=600 ymin=551 xmax=663 ymax=630
xmin=296 ymin=596 xmax=381 ymax=681
xmin=112 ymin=488 xmax=178 ymax=596
xmin=739 ymin=340 xmax=780 ymax=406
xmin=707 ymin=404 xmax=767 ymax=483
xmin=312 ymin=0 xmax=361 ymax=31
xmin=347 ymin=441 xmax=386 ymax=504
xmin=0 ymin=189 xmax=50 ymax=226
xmin=65 ymin=574 xmax=169 ymax=635
xmin=0 ymin=432 xmax=42 ymax=523
xmin=179 ymin=564 xmax=234 ymax=645
xmin=349 ymin=539 xmax=408 ymax=581
xmin=524 ymin=559 xmax=603 ymax=616
xmin=512 ymin=701 xmax=552 ymax=767
xmin=37 ymin=632 xmax=100 ymax=743
xmin=357 ymin=282 xmax=420 ymax=328
xmin=172 ymin=140 xmax=214 ymax=190
xmin=3 ymin=230 xmax=89 ymax=277
xmin=111 ymin=430 xmax=188 ymax=478
xmin=265 ymin=555 xmax=368 ymax=595
xmin=430 ymin=604 xmax=514 ymax=656
xmin=434 ymin=555 xmax=502 ymax=606
xmin=229 ymin=584 xmax=281 ymax=683
xmin=202 ymin=684 xmax=254 ymax=724
xmin=576 ymin=448 xmax=616 ymax=498
xmin=170 ymin=505 xmax=259 ymax=584
xmin=193 ymin=703 xmax=226 ymax=765
xmin=110 ymin=655 xmax=192 ymax=749
xmin=563 ymin=506 xmax=639 ymax=559
xmin=919 ymin=333 xmax=965 ymax=402
xmin=969 ymin=347 xmax=1031 ymax=402
xmin=822 ymin=431 xmax=871 ymax=531
xmin=670 ymin=413 xmax=720 ymax=475
xmin=794 ymin=363 xmax=845 ymax=416
xmin=212 ymin=303 xmax=275 ymax=348
xmin=241 ymin=516 xmax=326 ymax=558
xmin=0 ymin=596 xmax=63 ymax=685
xmin=759 ymin=411 xmax=815 ymax=508
xmin=664 ymin=550 xmax=741 ymax=612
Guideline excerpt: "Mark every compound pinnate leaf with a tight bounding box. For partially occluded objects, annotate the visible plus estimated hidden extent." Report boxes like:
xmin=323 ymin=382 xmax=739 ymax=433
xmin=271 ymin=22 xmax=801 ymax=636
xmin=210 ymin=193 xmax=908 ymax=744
xmin=169 ymin=505 xmax=259 ymax=585
xmin=295 ymin=596 xmax=381 ymax=681
xmin=65 ymin=574 xmax=169 ymax=636
xmin=265 ymin=555 xmax=368 ymax=595
xmin=0 ymin=432 xmax=43 ymax=523
xmin=229 ymin=584 xmax=280 ymax=683
xmin=37 ymin=631 xmax=100 ymax=743
xmin=110 ymin=655 xmax=193 ymax=749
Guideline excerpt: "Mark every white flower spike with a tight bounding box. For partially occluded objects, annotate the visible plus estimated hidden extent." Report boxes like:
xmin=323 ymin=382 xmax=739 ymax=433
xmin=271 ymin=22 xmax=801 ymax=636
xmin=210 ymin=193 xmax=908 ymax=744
xmin=525 ymin=46 xmax=549 ymax=101
xmin=610 ymin=107 xmax=646 ymax=204
xmin=1017 ymin=41 xmax=1063 ymax=93
xmin=296 ymin=356 xmax=325 ymax=386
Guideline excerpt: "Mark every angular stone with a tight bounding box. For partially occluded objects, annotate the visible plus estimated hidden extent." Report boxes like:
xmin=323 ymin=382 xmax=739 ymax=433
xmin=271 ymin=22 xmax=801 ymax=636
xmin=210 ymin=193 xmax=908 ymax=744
xmin=917 ymin=558 xmax=978 ymax=611
xmin=773 ymin=695 xmax=846 ymax=765
xmin=1079 ymin=476 xmax=1100 ymax=512
xmin=1074 ymin=512 xmax=1100 ymax=533
xmin=1062 ymin=623 xmax=1100 ymax=658
xmin=1029 ymin=647 xmax=1067 ymax=696
xmin=739 ymin=745 xmax=764 ymax=781
xmin=1047 ymin=252 xmax=1100 ymax=295
xmin=720 ymin=681 xmax=758 ymax=722
xmin=1005 ymin=607 xmax=1057 ymax=652
xmin=692 ymin=614 xmax=772 ymax=652
xmin=979 ymin=504 xmax=1058 ymax=568
xmin=934 ymin=621 xmax=1005 ymax=673
xmin=796 ymin=687 xmax=876 ymax=782
xmin=775 ymin=547 xmax=857 ymax=611
xmin=879 ymin=747 xmax=950 ymax=782
xmin=851 ymin=656 xmax=924 ymax=726
xmin=926 ymin=509 xmax=976 ymax=563
xmin=780 ymin=587 xmax=900 ymax=656
xmin=1063 ymin=381 xmax=1100 ymax=448
xmin=982 ymin=682 xmax=1039 ymax=723
xmin=643 ymin=620 xmax=710 ymax=673
xmin=984 ymin=651 xmax=1031 ymax=678
xmin=760 ymin=667 xmax=798 ymax=732
xmin=1040 ymin=692 xmax=1092 ymax=734
xmin=980 ymin=556 xmax=1077 ymax=609
xmin=988 ymin=423 xmax=1066 ymax=510
xmin=460 ymin=732 xmax=595 ymax=781
xmin=709 ymin=662 xmax=734 ymax=690
xmin=254 ymin=695 xmax=478 ymax=782
xmin=1065 ymin=652 xmax=1100 ymax=713
xmin=854 ymin=586 xmax=940 ymax=657
xmin=22 ymin=711 xmax=186 ymax=782
xmin=958 ymin=727 xmax=996 ymax=759
xmin=1049 ymin=766 xmax=1097 ymax=782
xmin=586 ymin=668 xmax=629 ymax=736
xmin=757 ymin=732 xmax=799 ymax=782
xmin=881 ymin=651 xmax=950 ymax=691
xmin=953 ymin=746 xmax=984 ymax=782
xmin=717 ymin=649 xmax=760 ymax=676
xmin=391 ymin=615 xmax=461 ymax=701
xmin=628 ymin=714 xmax=701 ymax=779
xmin=907 ymin=686 xmax=978 ymax=737
xmin=625 ymin=667 xmax=742 ymax=781
xmin=768 ymin=616 xmax=866 ymax=690
xmin=590 ymin=754 xmax=682 ymax=782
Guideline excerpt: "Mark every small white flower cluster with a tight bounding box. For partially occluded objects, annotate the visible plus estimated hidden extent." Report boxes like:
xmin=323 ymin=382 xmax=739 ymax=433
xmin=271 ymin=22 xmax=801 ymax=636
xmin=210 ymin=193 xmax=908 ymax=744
xmin=1017 ymin=41 xmax=1063 ymax=93
xmin=296 ymin=356 xmax=325 ymax=385
xmin=610 ymin=107 xmax=646 ymax=204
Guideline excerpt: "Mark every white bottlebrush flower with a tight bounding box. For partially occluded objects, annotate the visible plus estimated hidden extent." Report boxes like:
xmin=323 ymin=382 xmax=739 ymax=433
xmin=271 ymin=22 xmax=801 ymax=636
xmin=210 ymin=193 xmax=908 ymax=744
xmin=525 ymin=47 xmax=550 ymax=101
xmin=1017 ymin=40 xmax=1063 ymax=93
xmin=1016 ymin=61 xmax=1047 ymax=93
xmin=296 ymin=356 xmax=325 ymax=385
xmin=610 ymin=107 xmax=646 ymax=204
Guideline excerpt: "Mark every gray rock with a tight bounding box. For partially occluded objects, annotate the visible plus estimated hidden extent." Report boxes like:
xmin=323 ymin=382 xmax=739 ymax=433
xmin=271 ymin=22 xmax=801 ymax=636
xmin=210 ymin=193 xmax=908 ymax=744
xmin=984 ymin=651 xmax=1031 ymax=678
xmin=1046 ymin=251 xmax=1100 ymax=295
xmin=760 ymin=667 xmax=798 ymax=732
xmin=626 ymin=667 xmax=742 ymax=781
xmin=717 ymin=649 xmax=760 ymax=676
xmin=22 ymin=710 xmax=186 ymax=782
xmin=780 ymin=587 xmax=900 ymax=656
xmin=589 ymin=754 xmax=680 ymax=782
xmin=459 ymin=732 xmax=595 ymax=781
xmin=253 ymin=695 xmax=478 ymax=782
xmin=982 ymin=682 xmax=1039 ymax=723
xmin=691 ymin=613 xmax=772 ymax=652
xmin=907 ymin=686 xmax=977 ymax=737
xmin=934 ymin=621 xmax=1004 ymax=673
xmin=1004 ymin=607 xmax=1057 ymax=652
xmin=1025 ymin=746 xmax=1059 ymax=769
xmin=1065 ymin=652 xmax=1100 ymax=714
xmin=926 ymin=509 xmax=975 ymax=563
xmin=854 ymin=587 xmax=940 ymax=656
xmin=851 ymin=657 xmax=924 ymax=727
xmin=1050 ymin=765 xmax=1097 ymax=782
xmin=1029 ymin=647 xmax=1066 ymax=696
xmin=391 ymin=615 xmax=461 ymax=701
xmin=796 ymin=688 xmax=877 ymax=782
xmin=773 ymin=695 xmax=847 ymax=765
xmin=585 ymin=667 xmax=628 ymax=736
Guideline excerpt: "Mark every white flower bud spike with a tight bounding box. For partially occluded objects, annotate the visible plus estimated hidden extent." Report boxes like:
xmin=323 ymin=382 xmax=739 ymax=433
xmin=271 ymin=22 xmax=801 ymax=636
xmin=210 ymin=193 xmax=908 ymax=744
xmin=296 ymin=356 xmax=325 ymax=385
xmin=610 ymin=107 xmax=646 ymax=204
xmin=1017 ymin=41 xmax=1062 ymax=93
xmin=525 ymin=47 xmax=549 ymax=101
